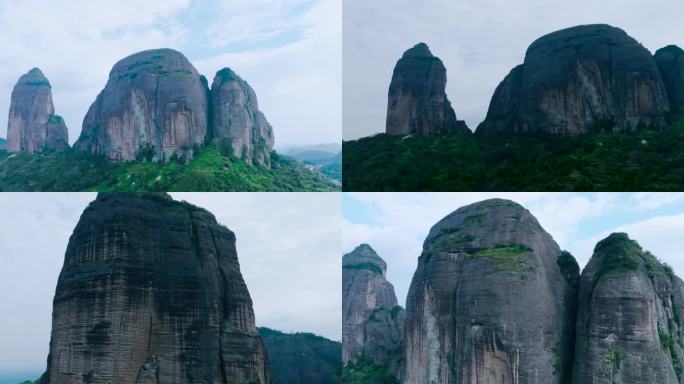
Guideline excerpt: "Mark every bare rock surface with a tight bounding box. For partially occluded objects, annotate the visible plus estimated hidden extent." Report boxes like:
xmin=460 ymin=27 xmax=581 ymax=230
xmin=75 ymin=49 xmax=208 ymax=162
xmin=573 ymin=233 xmax=684 ymax=384
xmin=6 ymin=68 xmax=69 ymax=152
xmin=655 ymin=45 xmax=684 ymax=114
xmin=386 ymin=43 xmax=470 ymax=136
xmin=40 ymin=193 xmax=270 ymax=384
xmin=211 ymin=68 xmax=274 ymax=167
xmin=478 ymin=24 xmax=670 ymax=134
xmin=403 ymin=199 xmax=578 ymax=384
xmin=342 ymin=244 xmax=405 ymax=374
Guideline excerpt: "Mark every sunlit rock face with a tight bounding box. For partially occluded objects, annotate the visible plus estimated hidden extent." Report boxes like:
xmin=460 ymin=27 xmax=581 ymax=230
xmin=40 ymin=193 xmax=271 ymax=384
xmin=7 ymin=68 xmax=69 ymax=153
xmin=478 ymin=24 xmax=670 ymax=134
xmin=75 ymin=49 xmax=208 ymax=162
xmin=402 ymin=199 xmax=578 ymax=384
xmin=386 ymin=43 xmax=470 ymax=136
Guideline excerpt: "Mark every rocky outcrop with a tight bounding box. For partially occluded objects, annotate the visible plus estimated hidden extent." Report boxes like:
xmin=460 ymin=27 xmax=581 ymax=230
xmin=259 ymin=328 xmax=341 ymax=384
xmin=211 ymin=68 xmax=274 ymax=167
xmin=573 ymin=233 xmax=684 ymax=383
xmin=342 ymin=244 xmax=404 ymax=375
xmin=6 ymin=68 xmax=69 ymax=153
xmin=75 ymin=49 xmax=209 ymax=162
xmin=403 ymin=199 xmax=578 ymax=384
xmin=655 ymin=45 xmax=684 ymax=114
xmin=478 ymin=24 xmax=671 ymax=134
xmin=40 ymin=193 xmax=270 ymax=384
xmin=386 ymin=43 xmax=470 ymax=136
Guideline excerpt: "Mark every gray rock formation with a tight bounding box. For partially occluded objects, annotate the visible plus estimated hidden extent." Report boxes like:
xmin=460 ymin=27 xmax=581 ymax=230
xmin=573 ymin=233 xmax=684 ymax=384
xmin=211 ymin=68 xmax=274 ymax=167
xmin=386 ymin=43 xmax=470 ymax=136
xmin=40 ymin=193 xmax=270 ymax=384
xmin=75 ymin=49 xmax=208 ymax=162
xmin=655 ymin=45 xmax=684 ymax=114
xmin=342 ymin=244 xmax=405 ymax=374
xmin=403 ymin=199 xmax=578 ymax=384
xmin=478 ymin=24 xmax=671 ymax=134
xmin=6 ymin=68 xmax=69 ymax=153
xmin=259 ymin=327 xmax=341 ymax=384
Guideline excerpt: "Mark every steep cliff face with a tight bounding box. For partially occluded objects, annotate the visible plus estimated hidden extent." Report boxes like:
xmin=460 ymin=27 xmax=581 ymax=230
xmin=259 ymin=328 xmax=341 ymax=384
xmin=403 ymin=199 xmax=578 ymax=384
xmin=40 ymin=193 xmax=270 ymax=384
xmin=6 ymin=68 xmax=69 ymax=153
xmin=386 ymin=43 xmax=470 ymax=136
xmin=478 ymin=24 xmax=670 ymax=134
xmin=655 ymin=45 xmax=684 ymax=114
xmin=211 ymin=68 xmax=274 ymax=168
xmin=573 ymin=233 xmax=684 ymax=384
xmin=75 ymin=49 xmax=208 ymax=162
xmin=342 ymin=244 xmax=405 ymax=374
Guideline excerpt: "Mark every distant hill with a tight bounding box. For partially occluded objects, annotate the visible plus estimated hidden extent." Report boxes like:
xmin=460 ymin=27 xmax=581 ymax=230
xmin=279 ymin=143 xmax=341 ymax=156
xmin=259 ymin=327 xmax=341 ymax=384
xmin=0 ymin=374 xmax=39 ymax=384
xmin=0 ymin=138 xmax=6 ymax=151
xmin=0 ymin=148 xmax=338 ymax=192
xmin=279 ymin=144 xmax=342 ymax=183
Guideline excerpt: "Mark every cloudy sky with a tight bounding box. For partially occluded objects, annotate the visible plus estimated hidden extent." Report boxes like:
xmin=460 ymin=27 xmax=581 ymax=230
xmin=344 ymin=192 xmax=684 ymax=307
xmin=343 ymin=0 xmax=684 ymax=140
xmin=0 ymin=193 xmax=340 ymax=376
xmin=0 ymin=0 xmax=341 ymax=149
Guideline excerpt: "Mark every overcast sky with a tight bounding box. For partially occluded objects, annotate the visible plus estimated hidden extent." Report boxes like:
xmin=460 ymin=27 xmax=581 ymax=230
xmin=343 ymin=0 xmax=684 ymax=140
xmin=0 ymin=192 xmax=341 ymax=376
xmin=344 ymin=192 xmax=684 ymax=309
xmin=0 ymin=0 xmax=341 ymax=149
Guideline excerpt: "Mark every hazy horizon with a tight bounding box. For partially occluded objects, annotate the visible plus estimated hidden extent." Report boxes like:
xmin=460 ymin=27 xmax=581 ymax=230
xmin=0 ymin=0 xmax=341 ymax=148
xmin=343 ymin=0 xmax=684 ymax=140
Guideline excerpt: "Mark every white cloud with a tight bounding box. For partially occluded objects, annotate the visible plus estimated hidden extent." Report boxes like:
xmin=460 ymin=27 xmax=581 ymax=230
xmin=0 ymin=192 xmax=340 ymax=374
xmin=343 ymin=0 xmax=684 ymax=139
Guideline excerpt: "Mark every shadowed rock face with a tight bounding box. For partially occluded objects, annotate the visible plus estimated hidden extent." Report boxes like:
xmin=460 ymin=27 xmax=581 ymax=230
xmin=259 ymin=328 xmax=341 ymax=384
xmin=211 ymin=68 xmax=274 ymax=167
xmin=478 ymin=24 xmax=670 ymax=134
xmin=6 ymin=68 xmax=69 ymax=153
xmin=403 ymin=199 xmax=578 ymax=384
xmin=40 ymin=193 xmax=270 ymax=384
xmin=655 ymin=45 xmax=684 ymax=114
xmin=386 ymin=43 xmax=470 ymax=136
xmin=573 ymin=233 xmax=684 ymax=384
xmin=342 ymin=244 xmax=405 ymax=374
xmin=75 ymin=49 xmax=208 ymax=162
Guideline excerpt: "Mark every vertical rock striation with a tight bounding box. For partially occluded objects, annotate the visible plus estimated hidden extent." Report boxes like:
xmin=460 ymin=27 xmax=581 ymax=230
xmin=573 ymin=233 xmax=684 ymax=384
xmin=210 ymin=68 xmax=274 ymax=167
xmin=403 ymin=199 xmax=578 ymax=384
xmin=75 ymin=49 xmax=209 ymax=162
xmin=655 ymin=45 xmax=684 ymax=114
xmin=386 ymin=43 xmax=470 ymax=136
xmin=40 ymin=193 xmax=270 ymax=384
xmin=478 ymin=24 xmax=671 ymax=134
xmin=342 ymin=244 xmax=405 ymax=375
xmin=6 ymin=68 xmax=69 ymax=153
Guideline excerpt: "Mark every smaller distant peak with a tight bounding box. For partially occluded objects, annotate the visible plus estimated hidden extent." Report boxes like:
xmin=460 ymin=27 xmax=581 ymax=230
xmin=343 ymin=243 xmax=387 ymax=270
xmin=215 ymin=67 xmax=239 ymax=82
xmin=18 ymin=67 xmax=50 ymax=87
xmin=402 ymin=42 xmax=433 ymax=58
xmin=656 ymin=45 xmax=684 ymax=56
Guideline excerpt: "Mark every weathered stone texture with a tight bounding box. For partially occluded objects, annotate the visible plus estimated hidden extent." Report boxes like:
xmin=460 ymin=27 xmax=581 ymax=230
xmin=403 ymin=199 xmax=578 ymax=384
xmin=211 ymin=68 xmax=274 ymax=167
xmin=478 ymin=24 xmax=671 ymax=134
xmin=6 ymin=68 xmax=69 ymax=152
xmin=40 ymin=193 xmax=270 ymax=384
xmin=386 ymin=43 xmax=470 ymax=136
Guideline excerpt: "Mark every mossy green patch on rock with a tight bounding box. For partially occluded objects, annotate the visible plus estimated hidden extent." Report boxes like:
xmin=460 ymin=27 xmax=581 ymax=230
xmin=593 ymin=233 xmax=641 ymax=280
xmin=343 ymin=262 xmax=384 ymax=276
xmin=469 ymin=244 xmax=534 ymax=275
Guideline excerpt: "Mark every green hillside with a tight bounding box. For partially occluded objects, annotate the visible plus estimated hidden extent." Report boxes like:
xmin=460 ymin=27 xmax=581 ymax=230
xmin=343 ymin=117 xmax=684 ymax=191
xmin=0 ymin=148 xmax=338 ymax=192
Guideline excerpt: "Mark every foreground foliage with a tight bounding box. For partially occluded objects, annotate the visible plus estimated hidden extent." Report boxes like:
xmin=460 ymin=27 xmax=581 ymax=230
xmin=343 ymin=117 xmax=684 ymax=191
xmin=0 ymin=148 xmax=338 ymax=192
xmin=342 ymin=359 xmax=399 ymax=384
